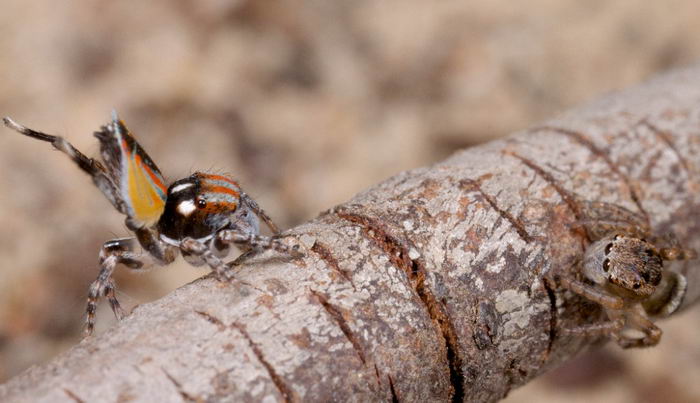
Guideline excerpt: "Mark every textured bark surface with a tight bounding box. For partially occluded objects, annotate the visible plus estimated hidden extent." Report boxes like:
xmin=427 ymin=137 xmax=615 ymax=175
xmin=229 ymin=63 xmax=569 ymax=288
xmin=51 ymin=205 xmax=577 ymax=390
xmin=2 ymin=65 xmax=700 ymax=403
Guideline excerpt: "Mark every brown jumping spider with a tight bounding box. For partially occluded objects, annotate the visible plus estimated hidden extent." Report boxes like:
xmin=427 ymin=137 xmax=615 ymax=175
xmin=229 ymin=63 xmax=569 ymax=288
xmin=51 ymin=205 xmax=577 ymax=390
xmin=4 ymin=113 xmax=297 ymax=337
xmin=551 ymin=201 xmax=696 ymax=348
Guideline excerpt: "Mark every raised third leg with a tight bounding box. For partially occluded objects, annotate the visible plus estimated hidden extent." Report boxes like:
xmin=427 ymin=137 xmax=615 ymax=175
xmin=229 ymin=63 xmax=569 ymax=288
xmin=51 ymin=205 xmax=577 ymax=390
xmin=85 ymin=237 xmax=174 ymax=337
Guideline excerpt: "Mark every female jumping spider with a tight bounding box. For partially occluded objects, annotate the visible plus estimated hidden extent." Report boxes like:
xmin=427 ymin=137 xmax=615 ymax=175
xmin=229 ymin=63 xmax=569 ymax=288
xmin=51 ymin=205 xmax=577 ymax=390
xmin=552 ymin=201 xmax=695 ymax=348
xmin=4 ymin=113 xmax=295 ymax=336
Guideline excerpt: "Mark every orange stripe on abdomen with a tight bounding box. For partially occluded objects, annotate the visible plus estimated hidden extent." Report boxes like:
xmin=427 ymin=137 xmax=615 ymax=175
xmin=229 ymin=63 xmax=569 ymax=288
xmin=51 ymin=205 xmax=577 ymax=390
xmin=204 ymin=185 xmax=240 ymax=198
xmin=201 ymin=173 xmax=239 ymax=187
xmin=141 ymin=159 xmax=166 ymax=194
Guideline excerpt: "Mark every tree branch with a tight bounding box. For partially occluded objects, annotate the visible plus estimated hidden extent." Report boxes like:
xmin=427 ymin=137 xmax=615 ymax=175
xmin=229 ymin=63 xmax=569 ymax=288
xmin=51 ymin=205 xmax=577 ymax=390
xmin=2 ymin=64 xmax=700 ymax=402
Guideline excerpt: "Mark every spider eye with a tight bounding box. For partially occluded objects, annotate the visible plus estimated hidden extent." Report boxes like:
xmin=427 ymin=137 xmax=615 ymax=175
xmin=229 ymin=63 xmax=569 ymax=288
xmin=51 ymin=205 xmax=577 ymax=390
xmin=633 ymin=282 xmax=641 ymax=290
xmin=196 ymin=197 xmax=207 ymax=208
xmin=613 ymin=234 xmax=622 ymax=240
xmin=604 ymin=243 xmax=613 ymax=255
xmin=603 ymin=258 xmax=611 ymax=272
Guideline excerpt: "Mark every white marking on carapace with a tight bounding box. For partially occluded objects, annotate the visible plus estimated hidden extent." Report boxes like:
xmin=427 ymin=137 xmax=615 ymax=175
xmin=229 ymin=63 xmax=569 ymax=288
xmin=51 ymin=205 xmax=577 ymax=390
xmin=170 ymin=183 xmax=195 ymax=194
xmin=177 ymin=200 xmax=197 ymax=216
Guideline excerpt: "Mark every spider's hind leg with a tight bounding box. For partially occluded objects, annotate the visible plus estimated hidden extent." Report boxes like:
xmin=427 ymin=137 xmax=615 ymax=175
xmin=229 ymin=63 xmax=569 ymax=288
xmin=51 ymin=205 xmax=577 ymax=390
xmin=655 ymin=232 xmax=698 ymax=261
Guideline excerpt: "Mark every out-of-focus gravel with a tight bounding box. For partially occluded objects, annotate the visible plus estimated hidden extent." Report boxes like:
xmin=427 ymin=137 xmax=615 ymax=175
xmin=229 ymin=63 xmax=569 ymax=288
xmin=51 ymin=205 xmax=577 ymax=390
xmin=1 ymin=1 xmax=699 ymax=401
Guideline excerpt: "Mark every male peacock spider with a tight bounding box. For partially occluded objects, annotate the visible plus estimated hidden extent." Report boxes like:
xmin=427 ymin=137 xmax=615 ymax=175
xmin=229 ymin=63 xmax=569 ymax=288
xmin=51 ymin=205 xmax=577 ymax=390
xmin=4 ymin=112 xmax=296 ymax=336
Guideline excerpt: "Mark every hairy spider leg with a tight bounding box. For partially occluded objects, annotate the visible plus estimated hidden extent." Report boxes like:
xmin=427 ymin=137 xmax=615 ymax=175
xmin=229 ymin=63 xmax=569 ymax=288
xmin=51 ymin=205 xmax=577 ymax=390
xmin=179 ymin=228 xmax=296 ymax=282
xmin=655 ymin=232 xmax=698 ymax=260
xmin=617 ymin=308 xmax=662 ymax=348
xmin=571 ymin=219 xmax=651 ymax=241
xmin=556 ymin=274 xmax=624 ymax=310
xmin=562 ymin=318 xmax=625 ymax=337
xmin=241 ymin=192 xmax=280 ymax=234
xmin=577 ymin=200 xmax=649 ymax=228
xmin=86 ymin=237 xmax=177 ymax=336
xmin=179 ymin=237 xmax=233 ymax=281
xmin=3 ymin=117 xmax=128 ymax=214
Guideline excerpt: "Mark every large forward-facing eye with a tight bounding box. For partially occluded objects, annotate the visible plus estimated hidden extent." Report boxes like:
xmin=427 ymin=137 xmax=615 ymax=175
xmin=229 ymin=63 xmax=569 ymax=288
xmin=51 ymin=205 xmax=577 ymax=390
xmin=196 ymin=197 xmax=207 ymax=208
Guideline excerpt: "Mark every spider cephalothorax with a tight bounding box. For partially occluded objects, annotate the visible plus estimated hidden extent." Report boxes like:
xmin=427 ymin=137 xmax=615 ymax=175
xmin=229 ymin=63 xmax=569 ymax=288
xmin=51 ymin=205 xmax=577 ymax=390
xmin=159 ymin=173 xmax=260 ymax=243
xmin=4 ymin=113 xmax=293 ymax=336
xmin=584 ymin=234 xmax=663 ymax=300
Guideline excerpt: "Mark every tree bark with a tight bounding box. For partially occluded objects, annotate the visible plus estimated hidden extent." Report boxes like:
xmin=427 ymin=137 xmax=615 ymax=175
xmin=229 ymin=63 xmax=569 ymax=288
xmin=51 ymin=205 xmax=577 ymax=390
xmin=3 ymin=64 xmax=700 ymax=403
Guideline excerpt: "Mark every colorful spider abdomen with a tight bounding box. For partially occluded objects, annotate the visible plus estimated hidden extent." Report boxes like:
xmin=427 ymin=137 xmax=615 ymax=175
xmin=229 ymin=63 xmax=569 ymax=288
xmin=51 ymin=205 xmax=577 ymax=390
xmin=95 ymin=114 xmax=167 ymax=226
xmin=197 ymin=173 xmax=242 ymax=213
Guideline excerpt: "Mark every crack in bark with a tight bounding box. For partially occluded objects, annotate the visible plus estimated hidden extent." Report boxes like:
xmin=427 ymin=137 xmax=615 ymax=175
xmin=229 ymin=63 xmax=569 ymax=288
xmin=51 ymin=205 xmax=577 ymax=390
xmin=162 ymin=369 xmax=200 ymax=402
xmin=472 ymin=301 xmax=498 ymax=350
xmin=535 ymin=126 xmax=649 ymax=220
xmin=388 ymin=374 xmax=400 ymax=403
xmin=638 ymin=119 xmax=691 ymax=175
xmin=507 ymin=151 xmax=582 ymax=219
xmin=194 ymin=310 xmax=227 ymax=331
xmin=460 ymin=178 xmax=533 ymax=242
xmin=542 ymin=278 xmax=558 ymax=362
xmin=504 ymin=359 xmax=528 ymax=393
xmin=310 ymin=241 xmax=356 ymax=289
xmin=309 ymin=289 xmax=366 ymax=365
xmin=63 ymin=388 xmax=86 ymax=403
xmin=372 ymin=363 xmax=400 ymax=401
xmin=336 ymin=211 xmax=464 ymax=402
xmin=373 ymin=364 xmax=382 ymax=385
xmin=638 ymin=149 xmax=665 ymax=183
xmin=232 ymin=322 xmax=296 ymax=403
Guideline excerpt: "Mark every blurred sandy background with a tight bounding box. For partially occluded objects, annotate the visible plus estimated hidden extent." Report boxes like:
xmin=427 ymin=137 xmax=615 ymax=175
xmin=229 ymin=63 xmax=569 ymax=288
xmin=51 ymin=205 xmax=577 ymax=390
xmin=1 ymin=1 xmax=699 ymax=401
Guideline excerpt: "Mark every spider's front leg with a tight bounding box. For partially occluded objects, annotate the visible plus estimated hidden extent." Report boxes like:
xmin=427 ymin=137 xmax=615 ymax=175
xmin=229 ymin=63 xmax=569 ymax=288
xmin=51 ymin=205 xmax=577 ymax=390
xmin=562 ymin=317 xmax=625 ymax=338
xmin=179 ymin=237 xmax=233 ymax=281
xmin=615 ymin=307 xmax=662 ymax=348
xmin=548 ymin=272 xmax=628 ymax=340
xmin=85 ymin=235 xmax=177 ymax=337
xmin=555 ymin=273 xmax=624 ymax=310
xmin=218 ymin=229 xmax=294 ymax=254
xmin=179 ymin=229 xmax=298 ymax=282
